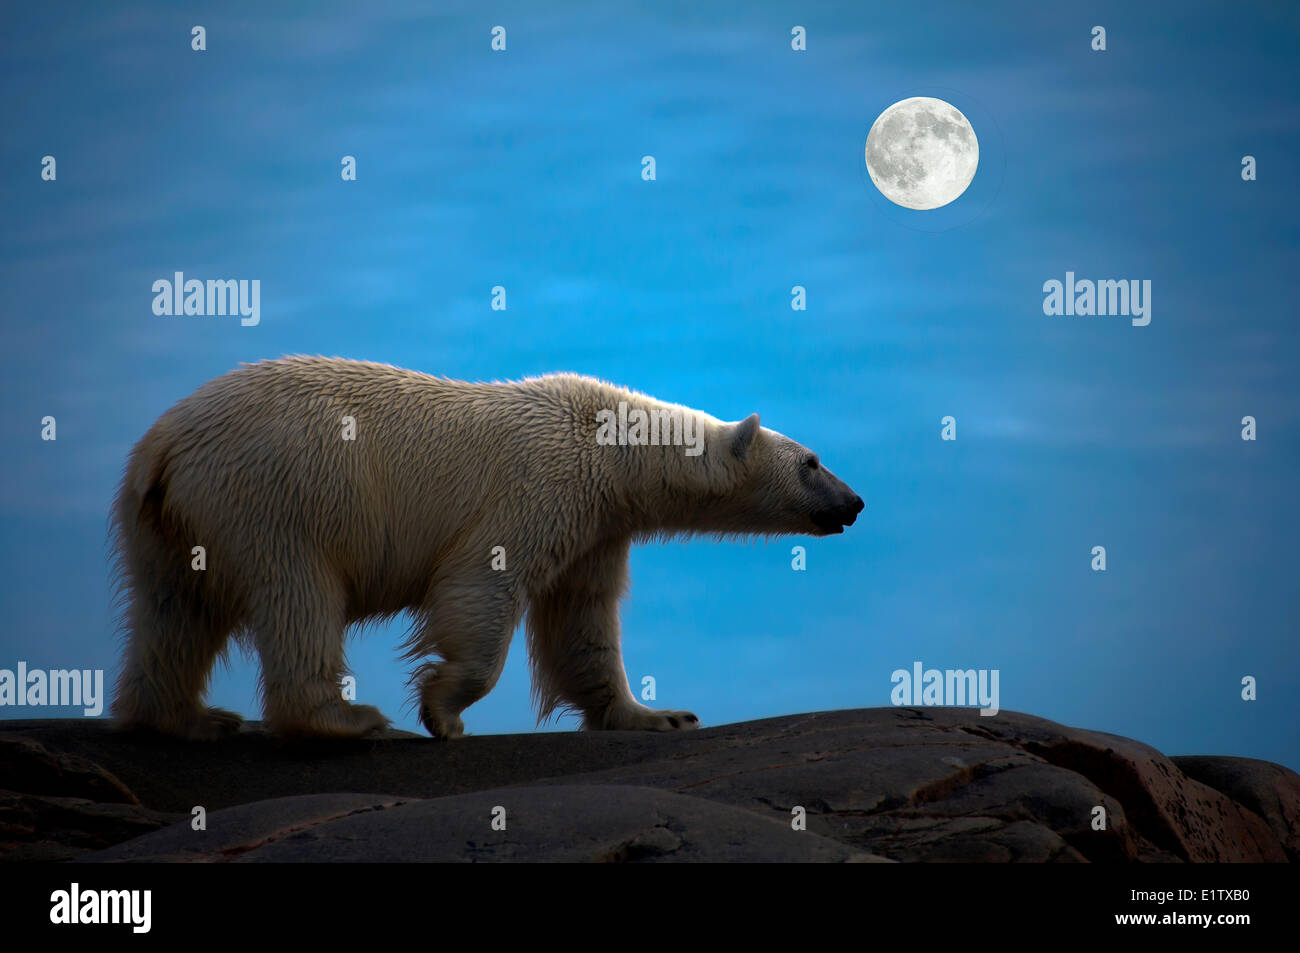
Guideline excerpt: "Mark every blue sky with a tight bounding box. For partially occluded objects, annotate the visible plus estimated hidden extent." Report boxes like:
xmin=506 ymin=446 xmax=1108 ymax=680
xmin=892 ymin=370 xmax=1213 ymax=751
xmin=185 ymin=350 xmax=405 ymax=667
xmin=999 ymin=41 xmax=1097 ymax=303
xmin=2 ymin=1 xmax=1297 ymax=768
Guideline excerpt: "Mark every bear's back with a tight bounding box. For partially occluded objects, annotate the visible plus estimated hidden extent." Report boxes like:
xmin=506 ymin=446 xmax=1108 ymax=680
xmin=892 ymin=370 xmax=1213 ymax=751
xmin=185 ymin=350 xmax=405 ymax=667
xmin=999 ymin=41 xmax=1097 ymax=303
xmin=140 ymin=358 xmax=602 ymax=574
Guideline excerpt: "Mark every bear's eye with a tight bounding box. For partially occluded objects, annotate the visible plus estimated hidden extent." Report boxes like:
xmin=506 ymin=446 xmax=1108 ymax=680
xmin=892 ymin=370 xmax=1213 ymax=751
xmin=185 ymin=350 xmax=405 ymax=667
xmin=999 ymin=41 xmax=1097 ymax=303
xmin=804 ymin=455 xmax=820 ymax=470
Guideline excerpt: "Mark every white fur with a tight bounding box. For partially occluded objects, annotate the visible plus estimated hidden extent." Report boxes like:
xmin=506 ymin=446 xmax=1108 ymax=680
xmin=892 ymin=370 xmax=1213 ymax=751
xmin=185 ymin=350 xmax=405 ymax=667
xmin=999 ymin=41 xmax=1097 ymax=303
xmin=111 ymin=357 xmax=859 ymax=739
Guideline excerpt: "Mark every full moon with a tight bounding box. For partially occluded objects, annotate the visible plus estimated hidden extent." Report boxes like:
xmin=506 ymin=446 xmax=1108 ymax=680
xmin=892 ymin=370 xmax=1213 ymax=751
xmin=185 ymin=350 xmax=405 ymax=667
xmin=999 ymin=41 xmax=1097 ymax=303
xmin=865 ymin=97 xmax=979 ymax=210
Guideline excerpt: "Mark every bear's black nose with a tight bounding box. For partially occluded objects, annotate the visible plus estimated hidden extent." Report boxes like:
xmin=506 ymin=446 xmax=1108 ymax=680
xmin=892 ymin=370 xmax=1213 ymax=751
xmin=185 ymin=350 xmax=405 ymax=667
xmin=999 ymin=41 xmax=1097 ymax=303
xmin=840 ymin=496 xmax=865 ymax=527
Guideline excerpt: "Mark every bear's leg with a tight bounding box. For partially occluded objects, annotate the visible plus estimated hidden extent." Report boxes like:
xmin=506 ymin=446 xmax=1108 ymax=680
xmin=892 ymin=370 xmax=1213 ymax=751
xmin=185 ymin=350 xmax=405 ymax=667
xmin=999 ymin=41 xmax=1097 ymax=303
xmin=114 ymin=587 xmax=243 ymax=741
xmin=408 ymin=574 xmax=523 ymax=739
xmin=248 ymin=574 xmax=388 ymax=738
xmin=527 ymin=539 xmax=700 ymax=732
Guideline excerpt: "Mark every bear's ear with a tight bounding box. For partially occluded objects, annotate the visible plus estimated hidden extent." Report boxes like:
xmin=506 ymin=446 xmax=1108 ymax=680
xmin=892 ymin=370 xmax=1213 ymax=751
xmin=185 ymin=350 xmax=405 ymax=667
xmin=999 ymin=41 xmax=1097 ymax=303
xmin=730 ymin=413 xmax=760 ymax=459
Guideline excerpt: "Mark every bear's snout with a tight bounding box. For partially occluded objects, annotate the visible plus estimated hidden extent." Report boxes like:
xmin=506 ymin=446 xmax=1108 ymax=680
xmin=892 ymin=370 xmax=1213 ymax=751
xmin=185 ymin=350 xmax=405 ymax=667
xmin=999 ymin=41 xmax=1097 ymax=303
xmin=811 ymin=494 xmax=864 ymax=535
xmin=838 ymin=494 xmax=865 ymax=527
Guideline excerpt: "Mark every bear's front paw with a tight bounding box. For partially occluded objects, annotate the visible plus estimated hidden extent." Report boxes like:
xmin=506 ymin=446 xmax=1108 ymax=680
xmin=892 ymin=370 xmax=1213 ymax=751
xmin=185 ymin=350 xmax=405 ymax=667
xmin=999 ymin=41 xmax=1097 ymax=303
xmin=592 ymin=704 xmax=701 ymax=732
xmin=419 ymin=705 xmax=465 ymax=740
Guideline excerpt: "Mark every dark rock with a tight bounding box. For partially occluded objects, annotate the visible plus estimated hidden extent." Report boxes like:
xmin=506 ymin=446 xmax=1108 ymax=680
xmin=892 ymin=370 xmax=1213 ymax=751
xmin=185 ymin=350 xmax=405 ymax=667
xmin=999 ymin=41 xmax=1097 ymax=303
xmin=88 ymin=786 xmax=883 ymax=862
xmin=1172 ymin=755 xmax=1300 ymax=861
xmin=0 ymin=735 xmax=138 ymax=804
xmin=940 ymin=713 xmax=1288 ymax=862
xmin=2 ymin=709 xmax=1295 ymax=862
xmin=0 ymin=790 xmax=182 ymax=861
xmin=85 ymin=793 xmax=416 ymax=862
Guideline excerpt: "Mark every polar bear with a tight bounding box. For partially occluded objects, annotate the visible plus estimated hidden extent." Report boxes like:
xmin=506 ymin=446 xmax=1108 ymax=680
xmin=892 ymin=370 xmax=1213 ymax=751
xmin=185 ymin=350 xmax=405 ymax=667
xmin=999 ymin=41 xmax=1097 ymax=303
xmin=111 ymin=357 xmax=864 ymax=740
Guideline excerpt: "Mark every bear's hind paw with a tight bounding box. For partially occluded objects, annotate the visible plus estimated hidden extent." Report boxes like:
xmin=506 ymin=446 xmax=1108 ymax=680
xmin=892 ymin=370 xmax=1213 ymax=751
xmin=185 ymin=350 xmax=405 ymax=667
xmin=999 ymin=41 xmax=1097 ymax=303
xmin=117 ymin=705 xmax=244 ymax=741
xmin=273 ymin=702 xmax=390 ymax=739
xmin=197 ymin=706 xmax=245 ymax=738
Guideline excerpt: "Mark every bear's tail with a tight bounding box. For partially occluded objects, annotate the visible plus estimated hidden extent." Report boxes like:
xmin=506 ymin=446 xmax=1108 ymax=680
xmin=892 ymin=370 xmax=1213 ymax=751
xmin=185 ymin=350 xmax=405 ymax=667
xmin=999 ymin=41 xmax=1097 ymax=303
xmin=109 ymin=428 xmax=175 ymax=590
xmin=108 ymin=425 xmax=208 ymax=728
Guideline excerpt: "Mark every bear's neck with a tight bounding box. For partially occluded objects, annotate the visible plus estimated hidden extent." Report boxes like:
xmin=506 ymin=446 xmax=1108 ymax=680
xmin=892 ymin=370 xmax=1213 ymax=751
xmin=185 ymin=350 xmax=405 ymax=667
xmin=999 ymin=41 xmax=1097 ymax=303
xmin=584 ymin=388 xmax=736 ymax=537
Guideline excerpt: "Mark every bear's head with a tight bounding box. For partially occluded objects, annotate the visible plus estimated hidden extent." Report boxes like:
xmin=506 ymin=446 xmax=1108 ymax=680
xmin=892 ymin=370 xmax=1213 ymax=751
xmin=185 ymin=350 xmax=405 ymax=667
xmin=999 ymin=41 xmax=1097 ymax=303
xmin=726 ymin=414 xmax=864 ymax=536
xmin=662 ymin=413 xmax=864 ymax=538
